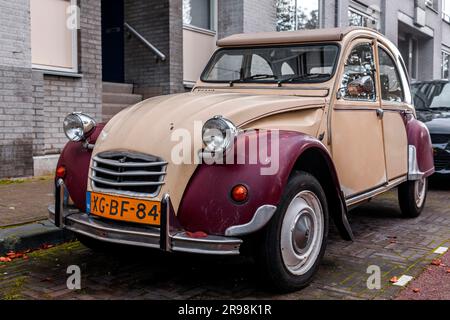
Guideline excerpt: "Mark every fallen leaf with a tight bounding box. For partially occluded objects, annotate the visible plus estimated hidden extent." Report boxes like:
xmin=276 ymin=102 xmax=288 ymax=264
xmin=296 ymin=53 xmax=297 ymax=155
xmin=431 ymin=259 xmax=442 ymax=266
xmin=0 ymin=257 xmax=12 ymax=262
xmin=446 ymin=269 xmax=450 ymax=274
xmin=23 ymin=255 xmax=29 ymax=260
xmin=413 ymin=288 xmax=420 ymax=293
xmin=390 ymin=240 xmax=397 ymax=244
xmin=390 ymin=276 xmax=398 ymax=283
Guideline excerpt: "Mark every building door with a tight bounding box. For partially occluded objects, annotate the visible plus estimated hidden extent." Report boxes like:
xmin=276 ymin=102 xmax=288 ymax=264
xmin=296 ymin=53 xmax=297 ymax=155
xmin=102 ymin=0 xmax=124 ymax=83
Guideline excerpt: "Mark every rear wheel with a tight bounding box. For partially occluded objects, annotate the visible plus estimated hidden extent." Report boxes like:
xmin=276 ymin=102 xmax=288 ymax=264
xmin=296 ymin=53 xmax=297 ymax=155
xmin=256 ymin=172 xmax=329 ymax=292
xmin=398 ymin=177 xmax=428 ymax=218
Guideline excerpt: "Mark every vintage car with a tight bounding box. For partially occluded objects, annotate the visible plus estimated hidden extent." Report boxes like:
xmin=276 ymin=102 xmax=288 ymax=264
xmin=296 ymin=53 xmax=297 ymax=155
xmin=49 ymin=27 xmax=434 ymax=291
xmin=412 ymin=80 xmax=450 ymax=177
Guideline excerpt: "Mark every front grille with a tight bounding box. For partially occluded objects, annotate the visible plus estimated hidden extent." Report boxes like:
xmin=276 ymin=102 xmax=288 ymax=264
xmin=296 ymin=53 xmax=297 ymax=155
xmin=434 ymin=150 xmax=450 ymax=171
xmin=431 ymin=134 xmax=450 ymax=145
xmin=91 ymin=151 xmax=167 ymax=196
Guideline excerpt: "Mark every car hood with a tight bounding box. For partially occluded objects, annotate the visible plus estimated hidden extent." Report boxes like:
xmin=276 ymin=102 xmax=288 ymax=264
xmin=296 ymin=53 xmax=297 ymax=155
xmin=90 ymin=92 xmax=326 ymax=210
xmin=417 ymin=110 xmax=450 ymax=135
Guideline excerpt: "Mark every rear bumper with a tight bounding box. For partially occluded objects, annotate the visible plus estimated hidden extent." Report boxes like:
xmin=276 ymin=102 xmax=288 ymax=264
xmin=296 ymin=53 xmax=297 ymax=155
xmin=49 ymin=180 xmax=242 ymax=255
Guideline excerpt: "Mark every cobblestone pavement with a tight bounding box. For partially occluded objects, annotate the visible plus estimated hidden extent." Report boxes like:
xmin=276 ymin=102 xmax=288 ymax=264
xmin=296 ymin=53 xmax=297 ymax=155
xmin=0 ymin=178 xmax=53 ymax=227
xmin=0 ymin=187 xmax=449 ymax=300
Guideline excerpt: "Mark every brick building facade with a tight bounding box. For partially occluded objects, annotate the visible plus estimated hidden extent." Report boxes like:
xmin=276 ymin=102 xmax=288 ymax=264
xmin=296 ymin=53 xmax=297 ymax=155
xmin=0 ymin=0 xmax=449 ymax=178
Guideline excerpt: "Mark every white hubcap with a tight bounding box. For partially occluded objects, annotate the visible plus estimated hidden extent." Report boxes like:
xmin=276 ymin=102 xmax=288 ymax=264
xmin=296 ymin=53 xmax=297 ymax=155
xmin=414 ymin=178 xmax=426 ymax=208
xmin=280 ymin=191 xmax=324 ymax=275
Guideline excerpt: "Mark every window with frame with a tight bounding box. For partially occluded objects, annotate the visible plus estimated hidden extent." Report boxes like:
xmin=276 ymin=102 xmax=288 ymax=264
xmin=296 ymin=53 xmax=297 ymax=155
xmin=443 ymin=51 xmax=450 ymax=79
xmin=444 ymin=0 xmax=450 ymax=23
xmin=276 ymin=0 xmax=320 ymax=31
xmin=183 ymin=0 xmax=216 ymax=31
xmin=425 ymin=0 xmax=438 ymax=11
xmin=378 ymin=47 xmax=405 ymax=102
xmin=30 ymin=0 xmax=78 ymax=73
xmin=348 ymin=7 xmax=380 ymax=31
xmin=340 ymin=43 xmax=377 ymax=101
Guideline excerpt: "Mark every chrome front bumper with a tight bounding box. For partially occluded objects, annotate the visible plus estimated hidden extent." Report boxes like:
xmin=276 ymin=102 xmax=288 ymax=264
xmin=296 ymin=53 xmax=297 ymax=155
xmin=49 ymin=180 xmax=242 ymax=255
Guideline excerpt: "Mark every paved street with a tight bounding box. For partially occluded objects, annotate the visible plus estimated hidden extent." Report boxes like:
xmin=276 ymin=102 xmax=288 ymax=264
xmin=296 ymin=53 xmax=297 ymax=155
xmin=0 ymin=186 xmax=449 ymax=300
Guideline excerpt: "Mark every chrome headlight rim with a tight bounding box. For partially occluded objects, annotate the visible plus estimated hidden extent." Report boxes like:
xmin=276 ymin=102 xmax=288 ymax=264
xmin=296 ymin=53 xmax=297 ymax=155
xmin=202 ymin=116 xmax=238 ymax=153
xmin=63 ymin=112 xmax=97 ymax=142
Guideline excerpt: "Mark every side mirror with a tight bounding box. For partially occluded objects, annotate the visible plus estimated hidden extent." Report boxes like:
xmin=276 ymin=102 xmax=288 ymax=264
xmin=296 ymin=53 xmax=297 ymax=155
xmin=346 ymin=76 xmax=375 ymax=98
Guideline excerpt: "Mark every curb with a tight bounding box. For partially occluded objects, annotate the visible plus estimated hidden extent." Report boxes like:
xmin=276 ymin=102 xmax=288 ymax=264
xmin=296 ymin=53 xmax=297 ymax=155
xmin=0 ymin=220 xmax=75 ymax=255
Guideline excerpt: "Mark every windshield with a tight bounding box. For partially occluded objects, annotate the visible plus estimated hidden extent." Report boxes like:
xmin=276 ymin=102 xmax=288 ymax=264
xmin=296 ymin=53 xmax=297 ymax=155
xmin=201 ymin=44 xmax=340 ymax=84
xmin=412 ymin=82 xmax=450 ymax=110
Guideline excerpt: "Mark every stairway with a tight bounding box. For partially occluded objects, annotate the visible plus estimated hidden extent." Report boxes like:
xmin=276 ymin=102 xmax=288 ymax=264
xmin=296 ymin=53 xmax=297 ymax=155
xmin=102 ymin=82 xmax=143 ymax=122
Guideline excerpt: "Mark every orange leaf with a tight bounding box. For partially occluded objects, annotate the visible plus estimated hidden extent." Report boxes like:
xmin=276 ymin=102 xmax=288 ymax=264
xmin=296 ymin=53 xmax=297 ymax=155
xmin=446 ymin=269 xmax=450 ymax=274
xmin=413 ymin=288 xmax=420 ymax=293
xmin=431 ymin=259 xmax=442 ymax=266
xmin=390 ymin=276 xmax=398 ymax=283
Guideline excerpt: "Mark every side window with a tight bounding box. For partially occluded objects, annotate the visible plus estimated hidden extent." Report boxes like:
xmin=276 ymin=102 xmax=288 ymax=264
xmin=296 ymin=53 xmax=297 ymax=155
xmin=340 ymin=43 xmax=377 ymax=101
xmin=378 ymin=47 xmax=405 ymax=102
xmin=250 ymin=54 xmax=273 ymax=77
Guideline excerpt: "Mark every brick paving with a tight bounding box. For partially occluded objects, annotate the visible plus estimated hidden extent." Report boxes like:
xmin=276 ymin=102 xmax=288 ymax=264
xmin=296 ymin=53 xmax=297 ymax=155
xmin=0 ymin=178 xmax=53 ymax=227
xmin=0 ymin=187 xmax=448 ymax=300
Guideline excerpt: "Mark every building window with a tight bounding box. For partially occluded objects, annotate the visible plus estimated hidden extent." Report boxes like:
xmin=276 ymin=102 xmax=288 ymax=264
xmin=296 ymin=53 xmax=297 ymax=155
xmin=443 ymin=0 xmax=450 ymax=23
xmin=425 ymin=0 xmax=438 ymax=11
xmin=30 ymin=0 xmax=78 ymax=73
xmin=183 ymin=0 xmax=216 ymax=32
xmin=276 ymin=0 xmax=320 ymax=31
xmin=348 ymin=4 xmax=380 ymax=31
xmin=443 ymin=51 xmax=450 ymax=79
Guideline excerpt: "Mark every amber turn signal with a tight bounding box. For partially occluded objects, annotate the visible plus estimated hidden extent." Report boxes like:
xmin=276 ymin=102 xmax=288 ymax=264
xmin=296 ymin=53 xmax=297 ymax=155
xmin=231 ymin=184 xmax=249 ymax=203
xmin=56 ymin=166 xmax=66 ymax=179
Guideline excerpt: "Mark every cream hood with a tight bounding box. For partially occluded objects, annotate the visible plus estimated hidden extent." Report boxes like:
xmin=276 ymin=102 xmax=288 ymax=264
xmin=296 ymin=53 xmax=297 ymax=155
xmin=91 ymin=92 xmax=326 ymax=210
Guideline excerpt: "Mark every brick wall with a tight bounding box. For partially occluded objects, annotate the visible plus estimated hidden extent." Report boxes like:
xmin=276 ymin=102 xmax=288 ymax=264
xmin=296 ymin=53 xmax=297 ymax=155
xmin=32 ymin=0 xmax=102 ymax=156
xmin=124 ymin=0 xmax=183 ymax=98
xmin=0 ymin=0 xmax=34 ymax=177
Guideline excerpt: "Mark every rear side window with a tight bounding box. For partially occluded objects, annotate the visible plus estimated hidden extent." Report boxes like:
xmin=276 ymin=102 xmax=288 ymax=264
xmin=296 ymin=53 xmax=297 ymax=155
xmin=378 ymin=47 xmax=404 ymax=102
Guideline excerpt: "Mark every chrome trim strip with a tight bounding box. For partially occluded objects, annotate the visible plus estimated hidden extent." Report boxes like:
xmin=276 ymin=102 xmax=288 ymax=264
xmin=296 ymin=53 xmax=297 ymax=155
xmin=408 ymin=145 xmax=425 ymax=180
xmin=90 ymin=176 xmax=165 ymax=187
xmin=91 ymin=166 xmax=166 ymax=177
xmin=346 ymin=176 xmax=407 ymax=207
xmin=48 ymin=207 xmax=242 ymax=256
xmin=225 ymin=205 xmax=277 ymax=237
xmin=93 ymin=156 xmax=168 ymax=168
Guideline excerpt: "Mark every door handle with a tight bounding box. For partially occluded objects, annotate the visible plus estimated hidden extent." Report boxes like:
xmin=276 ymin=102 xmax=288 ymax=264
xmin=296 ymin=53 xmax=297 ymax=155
xmin=376 ymin=108 xmax=384 ymax=120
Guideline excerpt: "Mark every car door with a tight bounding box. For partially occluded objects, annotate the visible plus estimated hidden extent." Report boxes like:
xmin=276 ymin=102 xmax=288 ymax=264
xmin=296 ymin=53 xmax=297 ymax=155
xmin=376 ymin=45 xmax=409 ymax=182
xmin=331 ymin=39 xmax=387 ymax=198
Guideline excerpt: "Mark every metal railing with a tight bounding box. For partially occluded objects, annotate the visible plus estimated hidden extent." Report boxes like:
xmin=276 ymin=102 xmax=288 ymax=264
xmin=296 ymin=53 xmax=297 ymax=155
xmin=124 ymin=22 xmax=166 ymax=61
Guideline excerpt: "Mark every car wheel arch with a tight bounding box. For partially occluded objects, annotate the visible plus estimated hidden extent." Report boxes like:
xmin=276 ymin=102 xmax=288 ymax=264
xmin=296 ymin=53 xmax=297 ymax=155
xmin=289 ymin=146 xmax=354 ymax=241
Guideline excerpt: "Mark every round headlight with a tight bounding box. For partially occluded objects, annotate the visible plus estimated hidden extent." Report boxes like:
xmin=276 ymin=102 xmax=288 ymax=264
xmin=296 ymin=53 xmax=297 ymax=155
xmin=202 ymin=116 xmax=238 ymax=153
xmin=63 ymin=113 xmax=96 ymax=142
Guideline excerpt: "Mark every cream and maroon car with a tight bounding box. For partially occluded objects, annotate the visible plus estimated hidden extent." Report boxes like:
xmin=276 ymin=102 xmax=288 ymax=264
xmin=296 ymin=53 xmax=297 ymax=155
xmin=49 ymin=27 xmax=434 ymax=291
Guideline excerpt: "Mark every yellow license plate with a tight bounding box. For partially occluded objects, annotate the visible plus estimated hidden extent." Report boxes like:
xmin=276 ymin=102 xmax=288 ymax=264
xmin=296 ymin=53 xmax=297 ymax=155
xmin=86 ymin=192 xmax=161 ymax=226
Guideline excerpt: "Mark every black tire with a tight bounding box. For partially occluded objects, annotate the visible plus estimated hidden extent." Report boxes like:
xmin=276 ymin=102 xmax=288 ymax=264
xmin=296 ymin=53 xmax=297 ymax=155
xmin=256 ymin=171 xmax=329 ymax=292
xmin=398 ymin=178 xmax=428 ymax=218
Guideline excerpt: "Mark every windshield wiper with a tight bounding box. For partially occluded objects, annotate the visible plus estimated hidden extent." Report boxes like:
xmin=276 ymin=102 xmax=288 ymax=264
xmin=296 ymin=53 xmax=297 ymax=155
xmin=278 ymin=73 xmax=330 ymax=86
xmin=229 ymin=74 xmax=276 ymax=86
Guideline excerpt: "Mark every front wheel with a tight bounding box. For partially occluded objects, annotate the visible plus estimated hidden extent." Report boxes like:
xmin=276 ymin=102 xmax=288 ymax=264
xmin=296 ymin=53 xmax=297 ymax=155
xmin=398 ymin=177 xmax=428 ymax=218
xmin=256 ymin=172 xmax=329 ymax=292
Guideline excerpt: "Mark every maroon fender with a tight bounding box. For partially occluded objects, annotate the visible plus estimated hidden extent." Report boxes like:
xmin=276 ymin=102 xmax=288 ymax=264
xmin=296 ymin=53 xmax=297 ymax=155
xmin=177 ymin=130 xmax=352 ymax=239
xmin=55 ymin=124 xmax=105 ymax=211
xmin=406 ymin=115 xmax=435 ymax=177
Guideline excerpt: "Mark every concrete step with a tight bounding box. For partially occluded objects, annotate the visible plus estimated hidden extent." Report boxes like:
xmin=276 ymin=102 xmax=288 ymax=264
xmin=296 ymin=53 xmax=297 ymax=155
xmin=102 ymin=103 xmax=131 ymax=116
xmin=102 ymin=92 xmax=143 ymax=105
xmin=103 ymin=82 xmax=134 ymax=94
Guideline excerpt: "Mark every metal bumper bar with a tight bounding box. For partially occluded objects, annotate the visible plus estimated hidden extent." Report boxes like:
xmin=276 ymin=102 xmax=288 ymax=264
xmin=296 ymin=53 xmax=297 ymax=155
xmin=50 ymin=180 xmax=242 ymax=255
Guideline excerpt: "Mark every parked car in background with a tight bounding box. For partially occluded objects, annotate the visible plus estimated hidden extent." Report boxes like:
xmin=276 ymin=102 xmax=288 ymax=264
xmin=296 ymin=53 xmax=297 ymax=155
xmin=412 ymin=80 xmax=450 ymax=177
xmin=49 ymin=27 xmax=434 ymax=292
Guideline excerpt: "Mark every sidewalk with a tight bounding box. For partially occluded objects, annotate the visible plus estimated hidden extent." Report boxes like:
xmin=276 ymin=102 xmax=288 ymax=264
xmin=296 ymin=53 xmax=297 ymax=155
xmin=0 ymin=177 xmax=53 ymax=227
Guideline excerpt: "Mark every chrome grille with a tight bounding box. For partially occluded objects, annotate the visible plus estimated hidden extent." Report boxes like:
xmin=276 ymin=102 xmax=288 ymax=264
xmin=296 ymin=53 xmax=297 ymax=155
xmin=91 ymin=151 xmax=167 ymax=196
